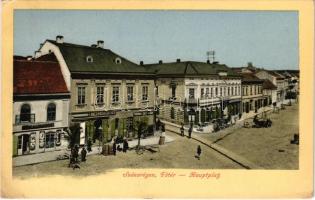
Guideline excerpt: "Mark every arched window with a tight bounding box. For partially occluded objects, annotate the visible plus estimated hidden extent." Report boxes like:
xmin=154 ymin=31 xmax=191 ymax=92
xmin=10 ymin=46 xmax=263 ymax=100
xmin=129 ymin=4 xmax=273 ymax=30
xmin=47 ymin=103 xmax=56 ymax=121
xmin=20 ymin=104 xmax=31 ymax=122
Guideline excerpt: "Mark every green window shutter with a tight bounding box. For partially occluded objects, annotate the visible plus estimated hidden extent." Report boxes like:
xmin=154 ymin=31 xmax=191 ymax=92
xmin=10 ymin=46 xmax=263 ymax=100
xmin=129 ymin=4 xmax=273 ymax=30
xmin=13 ymin=135 xmax=18 ymax=156
xmin=118 ymin=119 xmax=124 ymax=137
xmin=110 ymin=120 xmax=115 ymax=137
xmin=102 ymin=119 xmax=108 ymax=141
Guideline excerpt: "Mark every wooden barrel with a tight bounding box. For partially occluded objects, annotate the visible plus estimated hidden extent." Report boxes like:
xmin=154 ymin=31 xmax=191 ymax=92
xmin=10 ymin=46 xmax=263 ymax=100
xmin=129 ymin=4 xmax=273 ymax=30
xmin=102 ymin=144 xmax=109 ymax=156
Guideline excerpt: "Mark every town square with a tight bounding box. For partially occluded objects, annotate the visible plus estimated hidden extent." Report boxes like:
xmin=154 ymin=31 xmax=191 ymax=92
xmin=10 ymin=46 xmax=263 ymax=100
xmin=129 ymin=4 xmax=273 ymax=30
xmin=12 ymin=10 xmax=299 ymax=177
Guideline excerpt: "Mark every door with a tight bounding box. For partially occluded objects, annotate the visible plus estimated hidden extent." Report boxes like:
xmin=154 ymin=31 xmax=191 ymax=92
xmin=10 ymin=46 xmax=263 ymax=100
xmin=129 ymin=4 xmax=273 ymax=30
xmin=22 ymin=134 xmax=30 ymax=155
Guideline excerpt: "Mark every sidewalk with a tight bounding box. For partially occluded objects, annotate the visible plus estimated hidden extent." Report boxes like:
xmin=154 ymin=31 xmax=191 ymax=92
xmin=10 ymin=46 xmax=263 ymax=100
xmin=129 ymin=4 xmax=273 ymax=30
xmin=13 ymin=134 xmax=174 ymax=167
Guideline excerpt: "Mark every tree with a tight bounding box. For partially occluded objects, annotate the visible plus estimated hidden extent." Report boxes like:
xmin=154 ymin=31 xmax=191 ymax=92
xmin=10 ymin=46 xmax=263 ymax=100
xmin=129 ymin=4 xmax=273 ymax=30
xmin=65 ymin=123 xmax=80 ymax=148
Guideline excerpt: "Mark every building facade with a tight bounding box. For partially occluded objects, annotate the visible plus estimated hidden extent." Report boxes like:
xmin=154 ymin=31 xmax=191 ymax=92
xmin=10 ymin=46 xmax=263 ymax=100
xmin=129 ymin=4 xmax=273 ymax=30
xmin=239 ymin=73 xmax=266 ymax=116
xmin=38 ymin=36 xmax=156 ymax=143
xmin=147 ymin=60 xmax=242 ymax=125
xmin=13 ymin=56 xmax=70 ymax=156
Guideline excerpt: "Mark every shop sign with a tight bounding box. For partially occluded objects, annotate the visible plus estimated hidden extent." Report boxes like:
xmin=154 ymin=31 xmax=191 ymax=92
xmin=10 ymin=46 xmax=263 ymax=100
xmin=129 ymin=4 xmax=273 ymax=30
xmin=22 ymin=122 xmax=54 ymax=130
xmin=89 ymin=111 xmax=116 ymax=117
xmin=134 ymin=111 xmax=154 ymax=116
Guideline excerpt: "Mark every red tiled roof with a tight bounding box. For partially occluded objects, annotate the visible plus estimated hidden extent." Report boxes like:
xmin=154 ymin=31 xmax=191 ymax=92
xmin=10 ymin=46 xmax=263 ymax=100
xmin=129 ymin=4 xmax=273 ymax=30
xmin=14 ymin=55 xmax=69 ymax=95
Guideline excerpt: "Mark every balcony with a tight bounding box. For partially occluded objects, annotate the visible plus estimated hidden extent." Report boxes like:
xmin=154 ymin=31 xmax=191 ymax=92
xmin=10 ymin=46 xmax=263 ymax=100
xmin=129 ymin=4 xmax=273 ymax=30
xmin=187 ymin=98 xmax=198 ymax=105
xmin=15 ymin=113 xmax=35 ymax=124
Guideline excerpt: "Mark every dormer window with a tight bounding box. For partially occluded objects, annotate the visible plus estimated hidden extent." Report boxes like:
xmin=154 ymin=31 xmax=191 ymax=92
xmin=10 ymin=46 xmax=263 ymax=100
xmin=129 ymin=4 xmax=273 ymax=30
xmin=86 ymin=55 xmax=93 ymax=63
xmin=115 ymin=57 xmax=122 ymax=64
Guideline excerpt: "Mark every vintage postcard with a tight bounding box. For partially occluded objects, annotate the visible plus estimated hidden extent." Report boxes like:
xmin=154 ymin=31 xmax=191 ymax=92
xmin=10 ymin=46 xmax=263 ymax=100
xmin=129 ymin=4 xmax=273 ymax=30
xmin=1 ymin=0 xmax=313 ymax=198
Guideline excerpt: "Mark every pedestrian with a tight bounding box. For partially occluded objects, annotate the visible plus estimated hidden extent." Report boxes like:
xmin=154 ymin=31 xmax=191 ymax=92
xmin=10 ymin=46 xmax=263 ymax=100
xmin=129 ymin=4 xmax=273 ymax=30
xmin=87 ymin=138 xmax=92 ymax=152
xmin=113 ymin=141 xmax=117 ymax=156
xmin=197 ymin=145 xmax=201 ymax=160
xmin=81 ymin=147 xmax=87 ymax=162
xmin=180 ymin=124 xmax=184 ymax=136
xmin=73 ymin=145 xmax=79 ymax=162
xmin=188 ymin=125 xmax=192 ymax=138
xmin=123 ymin=139 xmax=129 ymax=153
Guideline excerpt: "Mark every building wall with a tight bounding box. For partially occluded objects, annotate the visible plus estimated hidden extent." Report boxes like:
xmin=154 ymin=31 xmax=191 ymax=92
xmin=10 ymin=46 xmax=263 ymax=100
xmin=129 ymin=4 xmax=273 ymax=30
xmin=13 ymin=99 xmax=69 ymax=132
xmin=39 ymin=41 xmax=71 ymax=90
xmin=12 ymin=98 xmax=70 ymax=156
xmin=70 ymin=79 xmax=156 ymax=113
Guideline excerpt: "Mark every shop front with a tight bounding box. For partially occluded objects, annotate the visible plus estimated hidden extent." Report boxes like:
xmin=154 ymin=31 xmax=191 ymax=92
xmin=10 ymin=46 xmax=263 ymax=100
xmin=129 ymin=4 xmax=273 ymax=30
xmin=71 ymin=110 xmax=155 ymax=146
xmin=13 ymin=128 xmax=68 ymax=157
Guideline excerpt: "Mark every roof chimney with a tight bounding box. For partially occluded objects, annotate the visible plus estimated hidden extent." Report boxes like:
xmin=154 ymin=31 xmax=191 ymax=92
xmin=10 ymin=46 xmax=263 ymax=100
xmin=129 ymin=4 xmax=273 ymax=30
xmin=206 ymin=60 xmax=210 ymax=64
xmin=159 ymin=60 xmax=163 ymax=64
xmin=39 ymin=43 xmax=44 ymax=49
xmin=176 ymin=58 xmax=181 ymax=63
xmin=91 ymin=44 xmax=97 ymax=48
xmin=97 ymin=40 xmax=104 ymax=48
xmin=34 ymin=51 xmax=42 ymax=59
xmin=56 ymin=35 xmax=64 ymax=44
xmin=140 ymin=61 xmax=144 ymax=66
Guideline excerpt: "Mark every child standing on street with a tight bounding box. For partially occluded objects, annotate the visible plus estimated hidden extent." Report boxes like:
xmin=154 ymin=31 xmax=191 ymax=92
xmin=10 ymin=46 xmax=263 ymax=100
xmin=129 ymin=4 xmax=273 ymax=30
xmin=197 ymin=145 xmax=201 ymax=160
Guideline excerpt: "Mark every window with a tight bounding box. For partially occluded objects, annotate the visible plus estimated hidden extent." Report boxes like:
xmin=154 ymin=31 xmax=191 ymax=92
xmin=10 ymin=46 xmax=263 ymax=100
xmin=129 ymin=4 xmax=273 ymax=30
xmin=96 ymin=86 xmax=104 ymax=104
xmin=170 ymin=107 xmax=175 ymax=119
xmin=142 ymin=86 xmax=148 ymax=101
xmin=45 ymin=132 xmax=55 ymax=148
xmin=224 ymin=87 xmax=226 ymax=96
xmin=115 ymin=57 xmax=122 ymax=64
xmin=18 ymin=136 xmax=22 ymax=149
xmin=189 ymin=88 xmax=195 ymax=99
xmin=112 ymin=86 xmax=120 ymax=103
xmin=206 ymin=88 xmax=209 ymax=97
xmin=126 ymin=117 xmax=133 ymax=132
xmin=201 ymin=88 xmax=204 ymax=98
xmin=77 ymin=87 xmax=86 ymax=105
xmin=220 ymin=88 xmax=222 ymax=97
xmin=171 ymin=86 xmax=176 ymax=98
xmin=228 ymin=87 xmax=230 ymax=96
xmin=47 ymin=103 xmax=56 ymax=121
xmin=86 ymin=55 xmax=93 ymax=63
xmin=20 ymin=104 xmax=31 ymax=122
xmin=215 ymin=87 xmax=218 ymax=96
xmin=127 ymin=86 xmax=134 ymax=101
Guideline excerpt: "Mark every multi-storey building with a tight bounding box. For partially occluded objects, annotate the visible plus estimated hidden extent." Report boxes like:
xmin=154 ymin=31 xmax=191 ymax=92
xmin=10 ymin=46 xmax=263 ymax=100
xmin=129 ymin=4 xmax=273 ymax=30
xmin=255 ymin=70 xmax=287 ymax=105
xmin=239 ymin=73 xmax=265 ymax=115
xmin=13 ymin=56 xmax=70 ymax=157
xmin=146 ymin=60 xmax=242 ymax=125
xmin=37 ymin=36 xmax=156 ymax=142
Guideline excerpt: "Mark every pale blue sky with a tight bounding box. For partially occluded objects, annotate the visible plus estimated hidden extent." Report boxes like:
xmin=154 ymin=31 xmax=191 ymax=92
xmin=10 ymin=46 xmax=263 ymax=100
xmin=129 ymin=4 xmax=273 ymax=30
xmin=14 ymin=10 xmax=298 ymax=69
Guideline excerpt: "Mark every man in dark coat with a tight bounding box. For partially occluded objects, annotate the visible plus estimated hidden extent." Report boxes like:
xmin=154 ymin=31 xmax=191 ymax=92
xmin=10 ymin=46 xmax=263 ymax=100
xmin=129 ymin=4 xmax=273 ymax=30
xmin=180 ymin=124 xmax=184 ymax=137
xmin=81 ymin=147 xmax=87 ymax=162
xmin=197 ymin=145 xmax=201 ymax=160
xmin=188 ymin=125 xmax=192 ymax=138
xmin=123 ymin=139 xmax=129 ymax=153
xmin=87 ymin=138 xmax=92 ymax=152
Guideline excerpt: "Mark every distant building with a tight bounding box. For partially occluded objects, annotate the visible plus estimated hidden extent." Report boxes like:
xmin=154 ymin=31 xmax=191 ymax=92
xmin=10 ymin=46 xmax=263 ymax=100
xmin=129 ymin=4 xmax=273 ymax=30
xmin=255 ymin=70 xmax=287 ymax=105
xmin=38 ymin=36 xmax=156 ymax=142
xmin=239 ymin=73 xmax=265 ymax=116
xmin=13 ymin=56 xmax=70 ymax=157
xmin=146 ymin=60 xmax=242 ymax=125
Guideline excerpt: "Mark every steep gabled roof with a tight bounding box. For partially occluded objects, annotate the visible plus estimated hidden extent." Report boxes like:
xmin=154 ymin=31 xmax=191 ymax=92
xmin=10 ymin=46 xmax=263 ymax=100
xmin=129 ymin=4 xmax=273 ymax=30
xmin=47 ymin=40 xmax=153 ymax=75
xmin=240 ymin=73 xmax=264 ymax=84
xmin=262 ymin=79 xmax=277 ymax=90
xmin=144 ymin=61 xmax=240 ymax=77
xmin=14 ymin=55 xmax=69 ymax=95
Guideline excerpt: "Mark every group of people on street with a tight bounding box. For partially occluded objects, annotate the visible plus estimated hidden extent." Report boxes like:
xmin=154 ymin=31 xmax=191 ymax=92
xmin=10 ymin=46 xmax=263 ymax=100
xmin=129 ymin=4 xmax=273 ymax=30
xmin=112 ymin=137 xmax=129 ymax=156
xmin=180 ymin=123 xmax=192 ymax=138
xmin=69 ymin=144 xmax=87 ymax=170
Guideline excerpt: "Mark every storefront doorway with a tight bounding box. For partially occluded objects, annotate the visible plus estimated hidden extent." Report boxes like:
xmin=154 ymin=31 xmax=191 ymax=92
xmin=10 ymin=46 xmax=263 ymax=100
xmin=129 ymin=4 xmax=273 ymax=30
xmin=18 ymin=134 xmax=30 ymax=155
